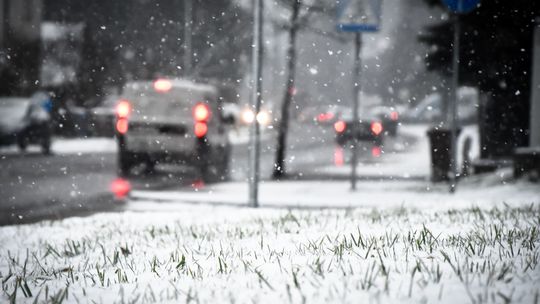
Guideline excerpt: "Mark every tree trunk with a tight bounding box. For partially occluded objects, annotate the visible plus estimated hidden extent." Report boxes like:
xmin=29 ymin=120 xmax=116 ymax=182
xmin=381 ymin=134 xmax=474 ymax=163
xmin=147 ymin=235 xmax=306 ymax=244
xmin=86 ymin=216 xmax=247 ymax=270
xmin=272 ymin=0 xmax=301 ymax=179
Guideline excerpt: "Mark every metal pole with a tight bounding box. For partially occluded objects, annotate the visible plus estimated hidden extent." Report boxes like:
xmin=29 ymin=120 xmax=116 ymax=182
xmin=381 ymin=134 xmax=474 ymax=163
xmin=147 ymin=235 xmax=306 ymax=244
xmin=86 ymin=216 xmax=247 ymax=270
xmin=249 ymin=0 xmax=263 ymax=207
xmin=351 ymin=32 xmax=362 ymax=191
xmin=449 ymin=13 xmax=460 ymax=193
xmin=530 ymin=18 xmax=540 ymax=147
xmin=183 ymin=0 xmax=193 ymax=77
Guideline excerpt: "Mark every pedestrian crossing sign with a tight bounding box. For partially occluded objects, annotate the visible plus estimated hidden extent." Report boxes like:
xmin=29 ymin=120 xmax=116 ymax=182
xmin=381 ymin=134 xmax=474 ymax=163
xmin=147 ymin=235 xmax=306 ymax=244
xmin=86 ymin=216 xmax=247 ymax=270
xmin=337 ymin=0 xmax=382 ymax=32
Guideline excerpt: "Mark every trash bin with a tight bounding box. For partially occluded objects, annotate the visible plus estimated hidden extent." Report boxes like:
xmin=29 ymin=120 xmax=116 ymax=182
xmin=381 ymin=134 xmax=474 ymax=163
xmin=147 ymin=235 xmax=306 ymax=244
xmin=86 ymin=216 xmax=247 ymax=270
xmin=427 ymin=128 xmax=461 ymax=182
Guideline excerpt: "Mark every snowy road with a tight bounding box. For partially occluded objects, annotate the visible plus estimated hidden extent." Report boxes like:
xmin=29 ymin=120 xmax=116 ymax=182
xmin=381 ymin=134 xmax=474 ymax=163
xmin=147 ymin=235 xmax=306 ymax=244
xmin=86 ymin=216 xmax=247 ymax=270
xmin=0 ymin=122 xmax=412 ymax=226
xmin=0 ymin=151 xmax=119 ymax=225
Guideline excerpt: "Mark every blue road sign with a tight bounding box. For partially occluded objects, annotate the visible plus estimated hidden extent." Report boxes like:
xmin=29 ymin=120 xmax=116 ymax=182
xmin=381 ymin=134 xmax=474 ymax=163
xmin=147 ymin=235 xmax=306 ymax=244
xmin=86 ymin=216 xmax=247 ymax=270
xmin=442 ymin=0 xmax=480 ymax=14
xmin=337 ymin=0 xmax=382 ymax=33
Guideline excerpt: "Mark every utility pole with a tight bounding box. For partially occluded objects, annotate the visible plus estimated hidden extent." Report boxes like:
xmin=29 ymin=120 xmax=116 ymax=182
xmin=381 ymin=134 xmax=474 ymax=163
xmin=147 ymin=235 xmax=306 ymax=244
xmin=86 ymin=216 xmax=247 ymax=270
xmin=441 ymin=0 xmax=479 ymax=193
xmin=530 ymin=18 xmax=540 ymax=147
xmin=183 ymin=0 xmax=192 ymax=77
xmin=351 ymin=33 xmax=362 ymax=190
xmin=449 ymin=13 xmax=460 ymax=193
xmin=249 ymin=0 xmax=263 ymax=208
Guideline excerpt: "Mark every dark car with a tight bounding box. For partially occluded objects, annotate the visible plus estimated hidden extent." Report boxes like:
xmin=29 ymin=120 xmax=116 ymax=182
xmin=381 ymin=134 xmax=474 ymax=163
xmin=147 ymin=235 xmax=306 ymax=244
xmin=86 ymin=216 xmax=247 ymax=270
xmin=366 ymin=105 xmax=401 ymax=136
xmin=0 ymin=97 xmax=52 ymax=154
xmin=333 ymin=110 xmax=384 ymax=148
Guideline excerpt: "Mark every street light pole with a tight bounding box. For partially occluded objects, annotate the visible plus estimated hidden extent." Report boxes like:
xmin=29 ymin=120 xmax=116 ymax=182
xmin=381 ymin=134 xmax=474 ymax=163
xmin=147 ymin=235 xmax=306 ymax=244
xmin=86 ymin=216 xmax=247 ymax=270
xmin=449 ymin=13 xmax=460 ymax=193
xmin=249 ymin=0 xmax=263 ymax=207
xmin=351 ymin=32 xmax=362 ymax=191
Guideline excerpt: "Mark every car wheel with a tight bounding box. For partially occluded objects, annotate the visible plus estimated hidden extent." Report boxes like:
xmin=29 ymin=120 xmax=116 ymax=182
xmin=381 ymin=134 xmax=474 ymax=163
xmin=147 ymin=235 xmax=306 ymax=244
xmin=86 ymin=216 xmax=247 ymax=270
xmin=201 ymin=146 xmax=230 ymax=183
xmin=118 ymin=151 xmax=134 ymax=177
xmin=41 ymin=138 xmax=51 ymax=155
xmin=216 ymin=148 xmax=231 ymax=181
xmin=388 ymin=125 xmax=397 ymax=137
xmin=144 ymin=159 xmax=156 ymax=175
xmin=336 ymin=137 xmax=347 ymax=146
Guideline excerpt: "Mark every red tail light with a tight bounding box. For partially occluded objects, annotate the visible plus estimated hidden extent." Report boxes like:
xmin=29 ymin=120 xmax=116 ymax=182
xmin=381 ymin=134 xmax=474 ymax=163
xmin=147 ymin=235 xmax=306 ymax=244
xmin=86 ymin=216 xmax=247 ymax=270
xmin=371 ymin=121 xmax=383 ymax=136
xmin=116 ymin=119 xmax=129 ymax=134
xmin=116 ymin=100 xmax=131 ymax=134
xmin=193 ymin=103 xmax=211 ymax=122
xmin=334 ymin=120 xmax=346 ymax=133
xmin=193 ymin=103 xmax=210 ymax=138
xmin=194 ymin=122 xmax=208 ymax=138
xmin=116 ymin=99 xmax=131 ymax=118
xmin=390 ymin=111 xmax=399 ymax=121
xmin=317 ymin=112 xmax=334 ymax=122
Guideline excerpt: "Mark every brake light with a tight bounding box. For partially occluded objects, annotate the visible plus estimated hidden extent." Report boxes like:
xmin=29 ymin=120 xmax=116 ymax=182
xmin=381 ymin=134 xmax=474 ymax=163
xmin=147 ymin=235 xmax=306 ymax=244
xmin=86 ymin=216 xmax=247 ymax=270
xmin=116 ymin=119 xmax=129 ymax=134
xmin=193 ymin=103 xmax=210 ymax=138
xmin=193 ymin=103 xmax=211 ymax=122
xmin=154 ymin=78 xmax=172 ymax=93
xmin=194 ymin=122 xmax=208 ymax=138
xmin=116 ymin=100 xmax=131 ymax=134
xmin=116 ymin=99 xmax=131 ymax=118
xmin=390 ymin=111 xmax=399 ymax=121
xmin=371 ymin=121 xmax=383 ymax=136
xmin=317 ymin=112 xmax=334 ymax=122
xmin=334 ymin=120 xmax=346 ymax=133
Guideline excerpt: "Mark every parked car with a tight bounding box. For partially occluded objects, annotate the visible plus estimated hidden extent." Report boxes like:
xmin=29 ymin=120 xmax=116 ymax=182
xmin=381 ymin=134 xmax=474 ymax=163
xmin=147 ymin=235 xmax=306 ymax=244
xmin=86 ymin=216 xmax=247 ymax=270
xmin=401 ymin=88 xmax=478 ymax=124
xmin=115 ymin=78 xmax=234 ymax=181
xmin=333 ymin=109 xmax=384 ymax=148
xmin=0 ymin=97 xmax=52 ymax=154
xmin=401 ymin=93 xmax=443 ymax=123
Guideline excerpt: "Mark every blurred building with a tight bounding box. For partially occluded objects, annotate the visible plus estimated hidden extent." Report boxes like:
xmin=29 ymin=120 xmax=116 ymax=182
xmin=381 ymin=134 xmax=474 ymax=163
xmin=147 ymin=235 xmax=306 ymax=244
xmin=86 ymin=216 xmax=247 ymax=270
xmin=0 ymin=0 xmax=42 ymax=95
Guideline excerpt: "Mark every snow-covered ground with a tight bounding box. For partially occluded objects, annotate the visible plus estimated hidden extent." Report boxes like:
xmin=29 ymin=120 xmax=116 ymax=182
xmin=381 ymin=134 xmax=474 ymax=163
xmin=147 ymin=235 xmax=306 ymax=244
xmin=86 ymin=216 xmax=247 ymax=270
xmin=0 ymin=137 xmax=118 ymax=155
xmin=52 ymin=138 xmax=117 ymax=154
xmin=1 ymin=183 xmax=538 ymax=303
xmin=1 ymin=124 xmax=539 ymax=303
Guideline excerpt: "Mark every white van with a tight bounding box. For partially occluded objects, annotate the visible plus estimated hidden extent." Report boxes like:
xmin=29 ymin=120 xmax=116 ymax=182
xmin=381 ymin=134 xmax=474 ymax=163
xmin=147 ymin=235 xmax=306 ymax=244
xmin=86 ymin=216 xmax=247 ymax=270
xmin=115 ymin=78 xmax=233 ymax=180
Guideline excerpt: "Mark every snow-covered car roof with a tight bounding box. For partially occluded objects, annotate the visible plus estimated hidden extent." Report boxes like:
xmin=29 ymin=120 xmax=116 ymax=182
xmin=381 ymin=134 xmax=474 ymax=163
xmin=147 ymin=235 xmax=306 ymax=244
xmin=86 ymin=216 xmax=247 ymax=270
xmin=0 ymin=97 xmax=32 ymax=133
